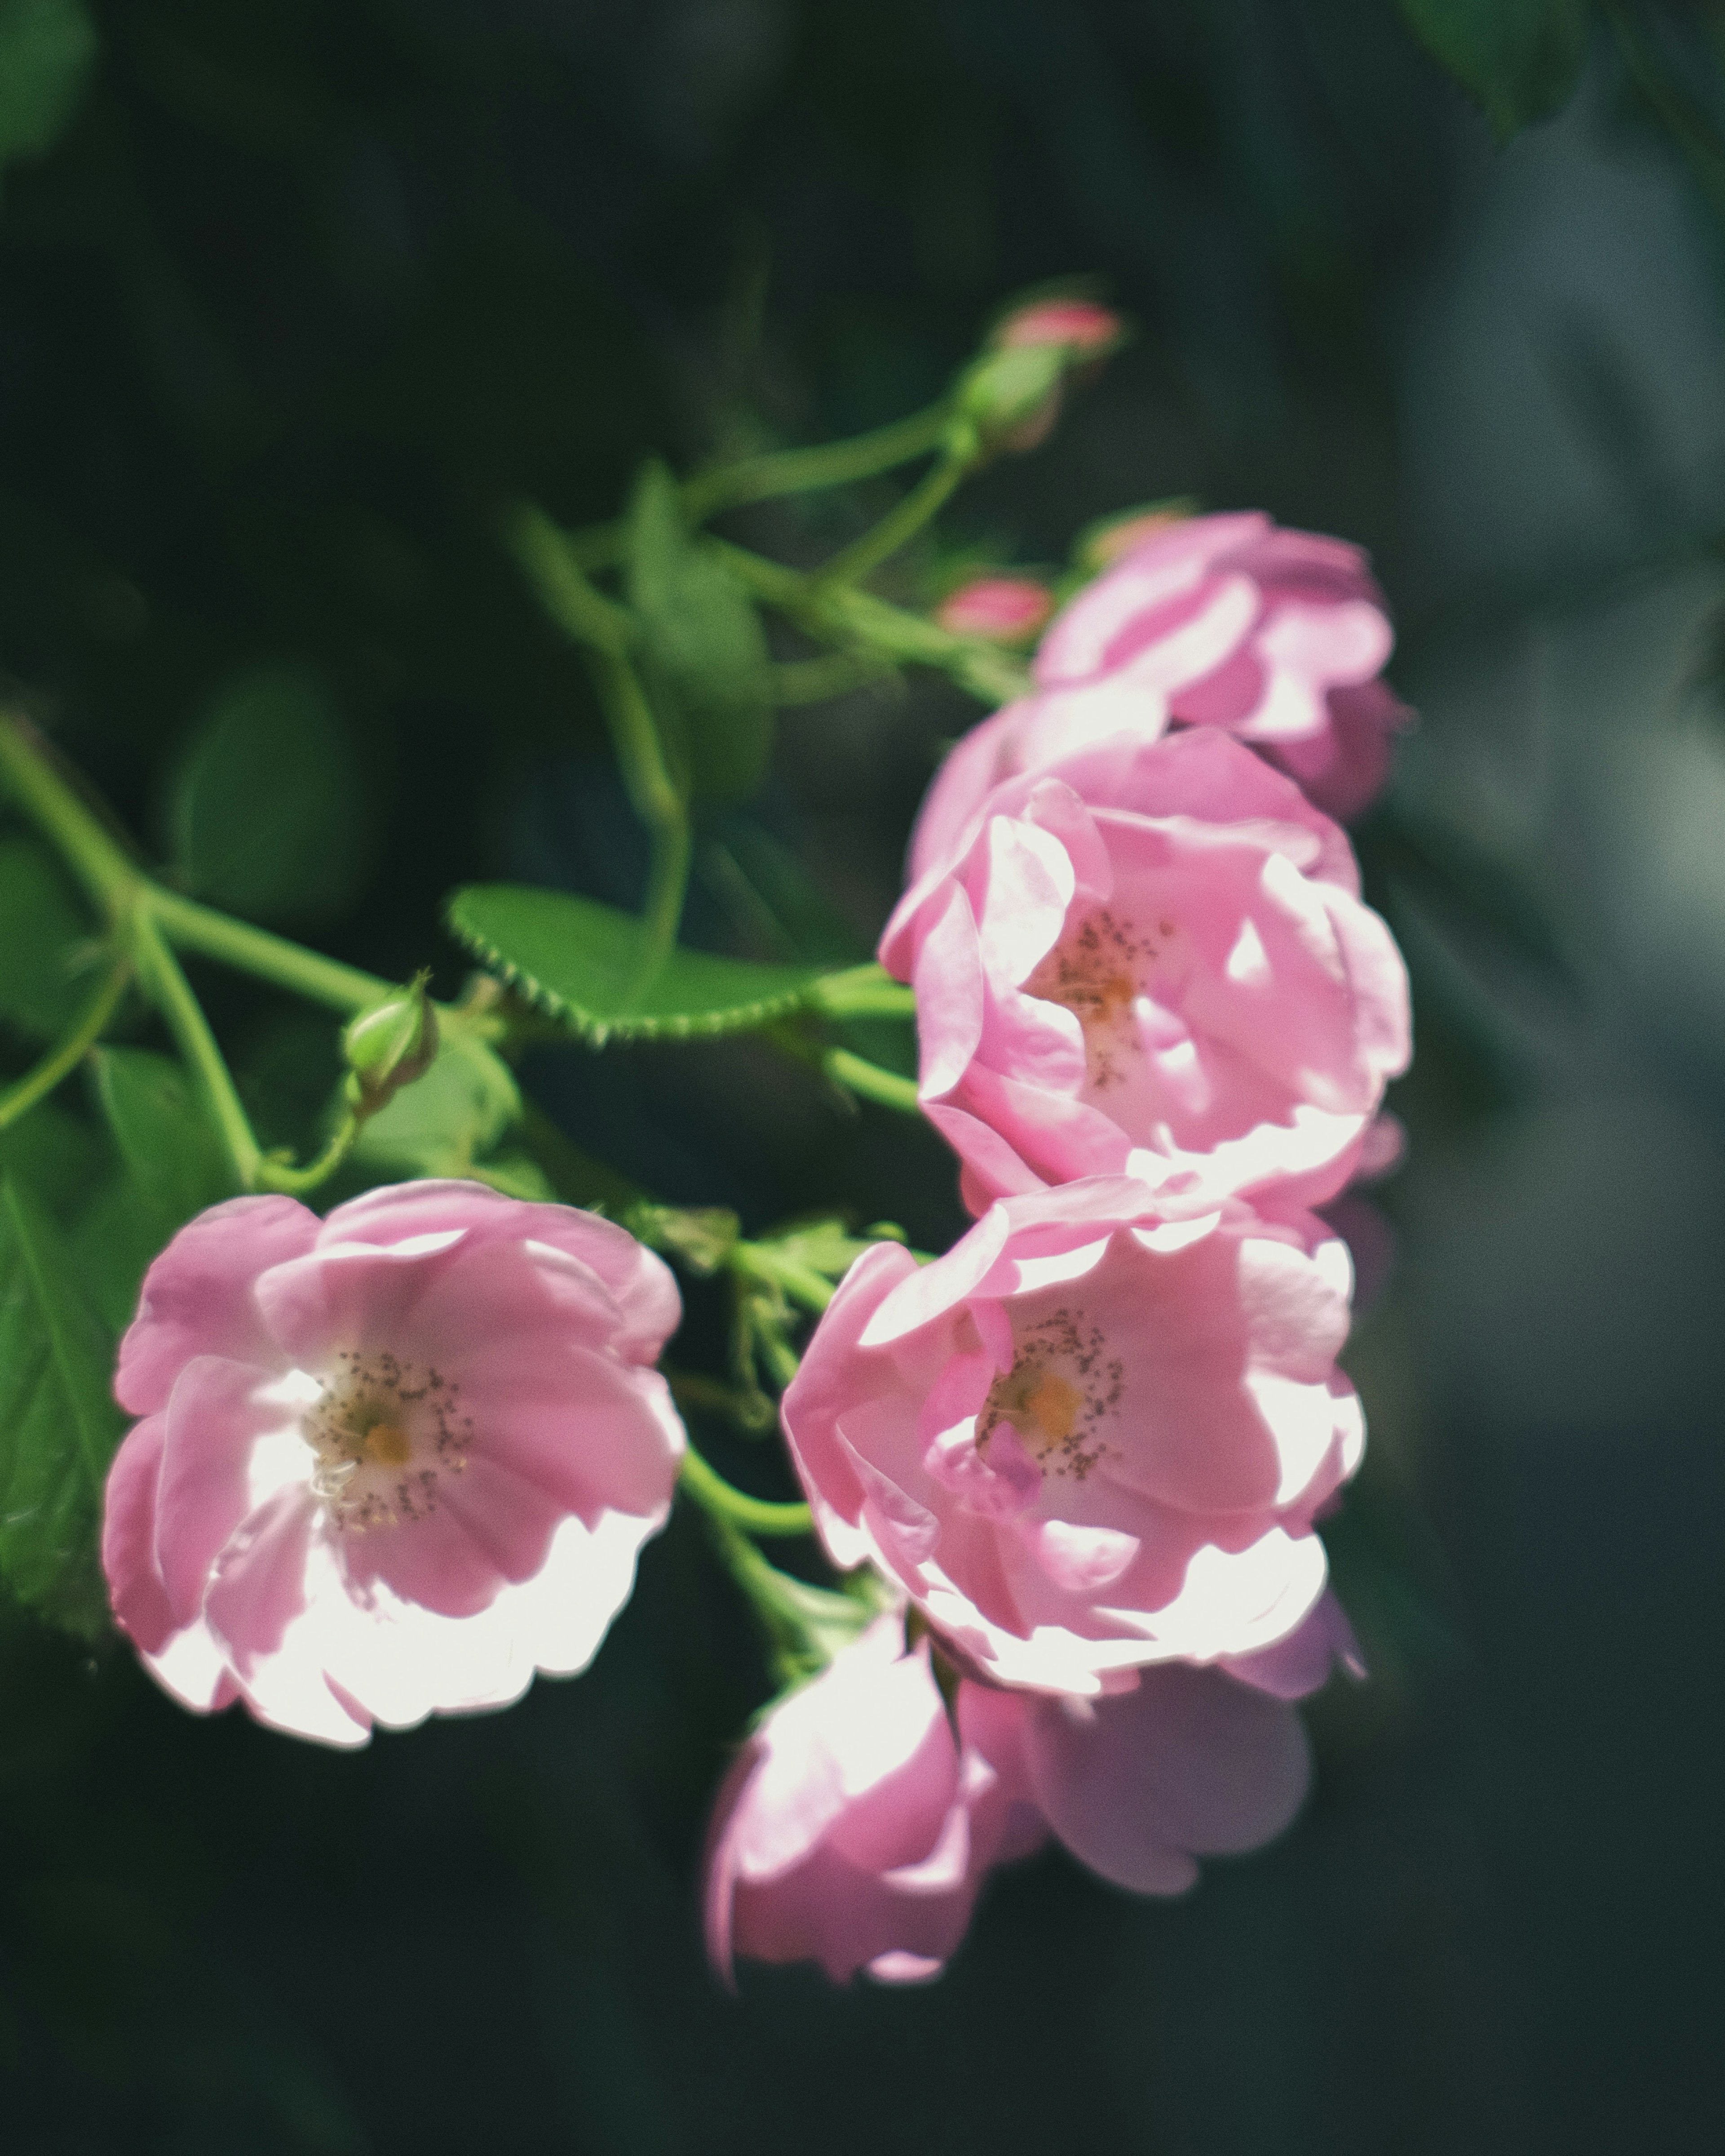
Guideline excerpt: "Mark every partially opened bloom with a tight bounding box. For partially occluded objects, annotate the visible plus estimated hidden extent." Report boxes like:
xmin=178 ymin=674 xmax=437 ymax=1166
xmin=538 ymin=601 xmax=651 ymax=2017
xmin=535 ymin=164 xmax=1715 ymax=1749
xmin=781 ymin=1176 xmax=1363 ymax=1695
xmin=909 ymin=511 xmax=1410 ymax=875
xmin=102 ymin=1180 xmax=685 ymax=1747
xmin=884 ymin=729 xmax=1410 ymax=1214
xmin=706 ymin=1595 xmax=1348 ymax=1984
xmin=703 ymin=1613 xmax=1044 ymax=1987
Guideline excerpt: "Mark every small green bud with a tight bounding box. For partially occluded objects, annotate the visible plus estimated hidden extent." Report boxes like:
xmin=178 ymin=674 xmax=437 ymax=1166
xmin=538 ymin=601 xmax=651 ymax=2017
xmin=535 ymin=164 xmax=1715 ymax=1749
xmin=954 ymin=344 xmax=1068 ymax=455
xmin=342 ymin=972 xmax=438 ymax=1117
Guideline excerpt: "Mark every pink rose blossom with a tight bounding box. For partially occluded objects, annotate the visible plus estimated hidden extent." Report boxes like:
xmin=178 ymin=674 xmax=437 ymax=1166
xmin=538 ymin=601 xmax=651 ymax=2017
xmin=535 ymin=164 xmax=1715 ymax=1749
xmin=780 ymin=1175 xmax=1364 ymax=1695
xmin=908 ymin=511 xmax=1411 ymax=867
xmin=706 ymin=1595 xmax=1349 ymax=1983
xmin=703 ymin=1614 xmax=1045 ymax=1987
xmin=883 ymin=729 xmax=1411 ymax=1214
xmin=934 ymin=575 xmax=1054 ymax=645
xmin=102 ymin=1180 xmax=685 ymax=1747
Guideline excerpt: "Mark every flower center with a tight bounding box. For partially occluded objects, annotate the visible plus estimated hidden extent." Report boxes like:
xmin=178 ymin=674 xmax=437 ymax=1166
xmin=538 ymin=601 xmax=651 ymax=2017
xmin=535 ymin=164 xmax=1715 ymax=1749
xmin=978 ymin=1307 xmax=1123 ymax=1482
xmin=1026 ymin=906 xmax=1178 ymax=1091
xmin=301 ymin=1350 xmax=472 ymax=1531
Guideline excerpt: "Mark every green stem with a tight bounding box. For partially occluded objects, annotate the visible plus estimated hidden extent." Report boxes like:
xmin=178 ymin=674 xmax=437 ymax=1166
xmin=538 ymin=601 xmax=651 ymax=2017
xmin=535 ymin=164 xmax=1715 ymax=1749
xmin=150 ymin=888 xmax=389 ymax=1014
xmin=131 ymin=912 xmax=264 ymax=1189
xmin=545 ymin=401 xmax=957 ymax=571
xmin=504 ymin=507 xmax=692 ymax=966
xmin=807 ymin=962 xmax=916 ymax=1021
xmin=582 ymin=643 xmax=692 ymax=967
xmin=0 ymin=959 xmax=131 ymax=1131
xmin=256 ymin=1114 xmax=360 ymax=1197
xmin=684 ymin=400 xmax=954 ymax=521
xmin=733 ymin=1240 xmax=834 ymax=1314
xmin=678 ymin=1444 xmax=812 ymax=1536
xmin=823 ymin=1047 xmax=922 ymax=1115
xmin=813 ymin=439 xmax=973 ymax=591
xmin=709 ymin=539 xmax=1031 ymax=706
xmin=0 ymin=714 xmax=141 ymax=916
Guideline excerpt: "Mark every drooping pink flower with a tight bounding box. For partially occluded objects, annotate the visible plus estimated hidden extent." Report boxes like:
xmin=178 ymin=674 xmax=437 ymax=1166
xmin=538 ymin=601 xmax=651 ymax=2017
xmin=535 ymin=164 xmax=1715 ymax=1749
xmin=884 ymin=729 xmax=1410 ymax=1215
xmin=102 ymin=1181 xmax=685 ymax=1747
xmin=934 ymin=575 xmax=1055 ymax=645
xmin=780 ymin=1175 xmax=1364 ymax=1696
xmin=908 ymin=512 xmax=1411 ymax=870
xmin=707 ymin=1594 xmax=1351 ymax=1984
xmin=703 ymin=1613 xmax=1045 ymax=1987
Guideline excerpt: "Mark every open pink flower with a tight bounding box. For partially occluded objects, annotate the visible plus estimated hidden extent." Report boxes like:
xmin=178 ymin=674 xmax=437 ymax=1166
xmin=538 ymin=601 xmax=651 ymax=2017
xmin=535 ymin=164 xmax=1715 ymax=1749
xmin=884 ymin=729 xmax=1410 ymax=1214
xmin=102 ymin=1180 xmax=685 ymax=1747
xmin=780 ymin=1176 xmax=1363 ymax=1695
xmin=909 ymin=511 xmax=1410 ymax=876
xmin=706 ymin=1595 xmax=1350 ymax=1984
xmin=703 ymin=1613 xmax=1045 ymax=1987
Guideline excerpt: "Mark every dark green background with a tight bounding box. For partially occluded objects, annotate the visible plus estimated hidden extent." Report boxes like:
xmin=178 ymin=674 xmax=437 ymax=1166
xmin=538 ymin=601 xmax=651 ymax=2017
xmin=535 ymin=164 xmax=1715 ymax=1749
xmin=1 ymin=2 xmax=1721 ymax=2149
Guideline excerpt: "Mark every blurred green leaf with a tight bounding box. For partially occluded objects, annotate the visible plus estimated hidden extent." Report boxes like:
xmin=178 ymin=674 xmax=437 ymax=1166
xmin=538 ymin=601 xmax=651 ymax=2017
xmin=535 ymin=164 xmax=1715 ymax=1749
xmin=0 ymin=835 xmax=98 ymax=1039
xmin=446 ymin=883 xmax=826 ymax=1044
xmin=0 ymin=0 xmax=97 ymax=174
xmin=0 ymin=1176 xmax=120 ymax=1638
xmin=1394 ymin=0 xmax=1591 ymax=142
xmin=167 ymin=665 xmax=367 ymax=926
xmin=88 ymin=1047 xmax=236 ymax=1225
xmin=0 ymin=1099 xmax=103 ymax=1221
xmin=626 ymin=460 xmax=774 ymax=802
xmin=347 ymin=1029 xmax=521 ymax=1180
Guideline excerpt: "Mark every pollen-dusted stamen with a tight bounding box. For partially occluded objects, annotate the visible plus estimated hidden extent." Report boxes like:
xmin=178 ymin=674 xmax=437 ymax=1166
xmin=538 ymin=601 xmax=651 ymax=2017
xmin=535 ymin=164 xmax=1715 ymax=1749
xmin=1026 ymin=908 xmax=1178 ymax=1090
xmin=301 ymin=1348 xmax=473 ymax=1531
xmin=978 ymin=1307 xmax=1124 ymax=1481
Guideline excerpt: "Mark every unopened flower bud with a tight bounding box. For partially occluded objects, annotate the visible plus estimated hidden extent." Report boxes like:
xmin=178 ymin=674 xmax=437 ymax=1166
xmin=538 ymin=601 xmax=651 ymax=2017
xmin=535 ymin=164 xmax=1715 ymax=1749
xmin=1074 ymin=499 xmax=1197 ymax=573
xmin=992 ymin=296 xmax=1122 ymax=356
xmin=954 ymin=343 xmax=1069 ymax=455
xmin=933 ymin=574 xmax=1053 ymax=645
xmin=342 ymin=972 xmax=438 ymax=1116
xmin=957 ymin=295 xmax=1126 ymax=456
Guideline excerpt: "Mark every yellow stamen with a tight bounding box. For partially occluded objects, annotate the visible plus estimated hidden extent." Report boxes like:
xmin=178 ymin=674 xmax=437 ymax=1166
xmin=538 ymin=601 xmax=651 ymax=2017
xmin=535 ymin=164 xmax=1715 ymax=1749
xmin=363 ymin=1421 xmax=411 ymax=1467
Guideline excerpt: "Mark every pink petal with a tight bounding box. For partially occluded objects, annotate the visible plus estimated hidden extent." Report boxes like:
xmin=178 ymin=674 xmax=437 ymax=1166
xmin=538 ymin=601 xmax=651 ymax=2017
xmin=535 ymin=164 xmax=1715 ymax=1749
xmin=1024 ymin=1662 xmax=1311 ymax=1893
xmin=154 ymin=1356 xmax=308 ymax=1626
xmin=116 ymin=1196 xmax=316 ymax=1415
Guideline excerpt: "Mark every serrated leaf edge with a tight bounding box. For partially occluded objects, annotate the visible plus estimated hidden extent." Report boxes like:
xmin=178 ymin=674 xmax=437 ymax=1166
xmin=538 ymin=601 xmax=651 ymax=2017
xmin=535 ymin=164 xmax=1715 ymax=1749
xmin=443 ymin=892 xmax=822 ymax=1046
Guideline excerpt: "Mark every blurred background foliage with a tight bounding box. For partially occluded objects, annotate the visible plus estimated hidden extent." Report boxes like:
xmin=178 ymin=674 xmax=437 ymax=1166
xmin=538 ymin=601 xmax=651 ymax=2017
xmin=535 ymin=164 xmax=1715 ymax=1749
xmin=0 ymin=0 xmax=1722 ymax=2148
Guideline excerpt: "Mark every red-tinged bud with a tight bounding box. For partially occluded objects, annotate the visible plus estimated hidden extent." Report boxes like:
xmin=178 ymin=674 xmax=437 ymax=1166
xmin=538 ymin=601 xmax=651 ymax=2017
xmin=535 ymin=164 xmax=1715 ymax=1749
xmin=933 ymin=575 xmax=1054 ymax=645
xmin=992 ymin=296 xmax=1122 ymax=355
xmin=1074 ymin=499 xmax=1198 ymax=573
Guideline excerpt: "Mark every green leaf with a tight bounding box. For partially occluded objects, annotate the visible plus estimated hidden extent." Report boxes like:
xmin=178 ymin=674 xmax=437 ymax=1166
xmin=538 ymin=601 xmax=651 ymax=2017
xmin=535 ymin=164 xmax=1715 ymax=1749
xmin=446 ymin=883 xmax=827 ymax=1044
xmin=88 ymin=1047 xmax=237 ymax=1226
xmin=348 ymin=1029 xmax=522 ymax=1180
xmin=0 ymin=835 xmax=99 ymax=1039
xmin=0 ymin=1176 xmax=122 ymax=1638
xmin=1394 ymin=0 xmax=1591 ymax=142
xmin=0 ymin=1098 xmax=104 ymax=1221
xmin=626 ymin=459 xmax=774 ymax=802
xmin=0 ymin=0 xmax=98 ymax=173
xmin=167 ymin=664 xmax=368 ymax=926
xmin=69 ymin=1176 xmax=172 ymax=1337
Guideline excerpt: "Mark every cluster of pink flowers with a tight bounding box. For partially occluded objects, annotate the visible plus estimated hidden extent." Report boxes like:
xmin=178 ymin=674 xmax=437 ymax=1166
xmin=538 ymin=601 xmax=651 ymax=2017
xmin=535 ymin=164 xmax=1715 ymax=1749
xmin=707 ymin=508 xmax=1409 ymax=1981
xmin=99 ymin=499 xmax=1409 ymax=1992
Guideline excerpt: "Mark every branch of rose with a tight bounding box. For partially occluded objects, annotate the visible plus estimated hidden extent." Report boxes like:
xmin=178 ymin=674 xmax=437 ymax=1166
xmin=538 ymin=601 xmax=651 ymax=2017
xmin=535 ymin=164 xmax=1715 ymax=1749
xmin=0 ymin=708 xmax=890 ymax=1672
